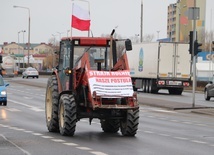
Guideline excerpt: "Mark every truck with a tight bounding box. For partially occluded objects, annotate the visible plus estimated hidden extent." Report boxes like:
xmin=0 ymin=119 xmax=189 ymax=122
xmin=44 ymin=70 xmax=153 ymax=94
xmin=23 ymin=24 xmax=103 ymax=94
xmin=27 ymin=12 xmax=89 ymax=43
xmin=127 ymin=42 xmax=191 ymax=95
xmin=1 ymin=55 xmax=18 ymax=77
xmin=45 ymin=30 xmax=139 ymax=137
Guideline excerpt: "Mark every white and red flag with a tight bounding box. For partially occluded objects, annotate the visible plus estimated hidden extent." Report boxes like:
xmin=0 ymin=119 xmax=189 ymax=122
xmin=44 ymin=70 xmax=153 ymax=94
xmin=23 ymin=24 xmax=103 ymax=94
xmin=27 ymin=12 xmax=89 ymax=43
xmin=71 ymin=3 xmax=90 ymax=31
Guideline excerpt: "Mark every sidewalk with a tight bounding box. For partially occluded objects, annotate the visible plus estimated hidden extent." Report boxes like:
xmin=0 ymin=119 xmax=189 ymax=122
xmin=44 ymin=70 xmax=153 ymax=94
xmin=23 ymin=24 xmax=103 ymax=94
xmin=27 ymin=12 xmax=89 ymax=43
xmin=191 ymin=108 xmax=214 ymax=116
xmin=137 ymin=95 xmax=214 ymax=116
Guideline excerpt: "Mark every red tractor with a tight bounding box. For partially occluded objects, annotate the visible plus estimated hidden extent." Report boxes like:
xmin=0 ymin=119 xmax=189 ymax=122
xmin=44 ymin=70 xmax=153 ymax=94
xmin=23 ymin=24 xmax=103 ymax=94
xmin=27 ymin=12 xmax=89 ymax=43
xmin=45 ymin=30 xmax=139 ymax=136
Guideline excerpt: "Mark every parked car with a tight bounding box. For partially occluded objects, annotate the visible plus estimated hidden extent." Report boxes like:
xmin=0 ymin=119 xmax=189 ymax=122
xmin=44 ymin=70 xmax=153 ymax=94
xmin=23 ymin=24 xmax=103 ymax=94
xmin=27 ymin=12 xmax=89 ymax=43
xmin=204 ymin=81 xmax=214 ymax=101
xmin=0 ymin=75 xmax=9 ymax=106
xmin=22 ymin=67 xmax=39 ymax=79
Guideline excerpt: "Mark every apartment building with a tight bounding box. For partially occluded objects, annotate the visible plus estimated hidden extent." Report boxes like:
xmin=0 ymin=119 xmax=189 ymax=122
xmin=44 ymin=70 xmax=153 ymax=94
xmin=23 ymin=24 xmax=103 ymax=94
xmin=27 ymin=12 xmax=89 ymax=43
xmin=167 ymin=0 xmax=206 ymax=43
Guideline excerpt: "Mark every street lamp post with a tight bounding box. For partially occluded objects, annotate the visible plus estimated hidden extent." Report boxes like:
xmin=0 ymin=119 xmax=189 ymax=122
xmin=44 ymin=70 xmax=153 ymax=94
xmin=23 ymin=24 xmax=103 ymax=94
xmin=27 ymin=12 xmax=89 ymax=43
xmin=13 ymin=5 xmax=30 ymax=67
xmin=52 ymin=34 xmax=58 ymax=67
xmin=57 ymin=32 xmax=64 ymax=41
xmin=21 ymin=30 xmax=26 ymax=68
xmin=18 ymin=31 xmax=21 ymax=69
xmin=22 ymin=30 xmax=26 ymax=44
xmin=157 ymin=31 xmax=160 ymax=40
xmin=140 ymin=0 xmax=143 ymax=42
xmin=67 ymin=30 xmax=70 ymax=37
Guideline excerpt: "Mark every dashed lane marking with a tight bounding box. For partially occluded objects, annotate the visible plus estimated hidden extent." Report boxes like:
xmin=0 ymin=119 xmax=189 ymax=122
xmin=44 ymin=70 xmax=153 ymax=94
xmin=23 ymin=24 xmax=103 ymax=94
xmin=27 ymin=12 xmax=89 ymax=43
xmin=8 ymin=99 xmax=44 ymax=112
xmin=23 ymin=130 xmax=33 ymax=133
xmin=76 ymin=147 xmax=92 ymax=151
xmin=143 ymin=131 xmax=155 ymax=134
xmin=173 ymin=137 xmax=189 ymax=140
xmin=90 ymin=151 xmax=109 ymax=155
xmin=32 ymin=133 xmax=43 ymax=136
xmin=41 ymin=136 xmax=54 ymax=139
xmin=5 ymin=108 xmax=21 ymax=112
xmin=51 ymin=139 xmax=66 ymax=143
xmin=141 ymin=130 xmax=212 ymax=148
xmin=158 ymin=133 xmax=171 ymax=137
xmin=191 ymin=140 xmax=207 ymax=144
xmin=63 ymin=143 xmax=78 ymax=146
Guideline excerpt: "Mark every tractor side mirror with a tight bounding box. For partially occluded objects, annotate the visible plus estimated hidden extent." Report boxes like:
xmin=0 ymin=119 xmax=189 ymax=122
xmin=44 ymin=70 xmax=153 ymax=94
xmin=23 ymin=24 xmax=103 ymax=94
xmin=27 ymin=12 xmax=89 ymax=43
xmin=125 ymin=39 xmax=132 ymax=51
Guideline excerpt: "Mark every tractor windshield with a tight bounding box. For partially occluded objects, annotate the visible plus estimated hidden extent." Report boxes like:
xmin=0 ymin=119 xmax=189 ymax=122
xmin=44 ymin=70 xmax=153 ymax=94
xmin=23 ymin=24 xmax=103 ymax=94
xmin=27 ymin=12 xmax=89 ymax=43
xmin=72 ymin=39 xmax=129 ymax=71
xmin=74 ymin=46 xmax=110 ymax=70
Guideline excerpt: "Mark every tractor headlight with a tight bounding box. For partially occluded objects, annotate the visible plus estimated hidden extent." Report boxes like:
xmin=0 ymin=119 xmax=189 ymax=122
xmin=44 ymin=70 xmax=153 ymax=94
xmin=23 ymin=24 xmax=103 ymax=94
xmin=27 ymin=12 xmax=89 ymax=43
xmin=1 ymin=91 xmax=7 ymax=96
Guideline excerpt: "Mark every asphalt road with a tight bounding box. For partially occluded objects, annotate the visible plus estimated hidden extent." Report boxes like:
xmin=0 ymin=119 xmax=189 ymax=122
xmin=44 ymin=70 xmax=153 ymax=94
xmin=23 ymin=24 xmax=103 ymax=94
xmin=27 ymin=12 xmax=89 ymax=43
xmin=0 ymin=77 xmax=214 ymax=155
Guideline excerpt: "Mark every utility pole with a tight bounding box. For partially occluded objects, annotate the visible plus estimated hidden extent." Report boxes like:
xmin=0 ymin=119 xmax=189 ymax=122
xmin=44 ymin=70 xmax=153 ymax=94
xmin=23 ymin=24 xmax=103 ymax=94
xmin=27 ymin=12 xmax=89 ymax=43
xmin=140 ymin=0 xmax=143 ymax=42
xmin=188 ymin=0 xmax=200 ymax=107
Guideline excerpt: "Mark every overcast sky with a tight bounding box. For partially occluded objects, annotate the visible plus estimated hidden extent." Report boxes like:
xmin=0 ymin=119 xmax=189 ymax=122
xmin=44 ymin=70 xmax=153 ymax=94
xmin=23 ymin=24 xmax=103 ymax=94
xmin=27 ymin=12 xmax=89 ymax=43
xmin=0 ymin=0 xmax=213 ymax=44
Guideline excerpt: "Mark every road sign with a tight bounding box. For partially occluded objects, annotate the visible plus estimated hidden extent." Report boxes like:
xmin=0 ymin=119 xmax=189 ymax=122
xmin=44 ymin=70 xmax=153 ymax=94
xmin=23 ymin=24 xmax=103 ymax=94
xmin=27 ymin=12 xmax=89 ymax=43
xmin=188 ymin=7 xmax=200 ymax=20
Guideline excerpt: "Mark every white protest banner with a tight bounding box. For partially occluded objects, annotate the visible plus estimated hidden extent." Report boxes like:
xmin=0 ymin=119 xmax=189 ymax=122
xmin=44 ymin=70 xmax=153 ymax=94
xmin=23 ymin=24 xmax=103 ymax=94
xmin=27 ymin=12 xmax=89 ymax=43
xmin=87 ymin=70 xmax=134 ymax=97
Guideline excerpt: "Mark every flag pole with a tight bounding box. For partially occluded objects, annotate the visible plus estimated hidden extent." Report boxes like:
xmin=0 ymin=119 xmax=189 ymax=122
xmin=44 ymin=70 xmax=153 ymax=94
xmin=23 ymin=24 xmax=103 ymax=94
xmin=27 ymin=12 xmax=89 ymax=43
xmin=70 ymin=3 xmax=74 ymax=38
xmin=87 ymin=2 xmax=90 ymax=37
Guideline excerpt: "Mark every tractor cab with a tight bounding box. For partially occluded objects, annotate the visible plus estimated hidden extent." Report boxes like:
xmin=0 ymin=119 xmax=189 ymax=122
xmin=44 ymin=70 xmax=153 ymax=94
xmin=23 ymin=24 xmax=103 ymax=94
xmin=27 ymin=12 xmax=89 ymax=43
xmin=57 ymin=37 xmax=132 ymax=92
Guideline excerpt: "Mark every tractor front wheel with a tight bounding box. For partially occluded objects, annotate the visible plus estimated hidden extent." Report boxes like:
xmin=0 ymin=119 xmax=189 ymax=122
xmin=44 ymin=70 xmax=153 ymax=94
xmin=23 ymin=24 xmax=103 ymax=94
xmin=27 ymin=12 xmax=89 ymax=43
xmin=58 ymin=94 xmax=77 ymax=136
xmin=120 ymin=108 xmax=139 ymax=136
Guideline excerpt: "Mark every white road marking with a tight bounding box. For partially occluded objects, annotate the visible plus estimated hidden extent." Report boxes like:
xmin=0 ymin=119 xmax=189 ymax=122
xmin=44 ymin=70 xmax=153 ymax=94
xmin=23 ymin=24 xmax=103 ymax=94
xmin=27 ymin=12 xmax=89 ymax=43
xmin=9 ymin=127 xmax=20 ymax=130
xmin=147 ymin=115 xmax=155 ymax=118
xmin=143 ymin=130 xmax=154 ymax=134
xmin=76 ymin=147 xmax=92 ymax=150
xmin=63 ymin=143 xmax=78 ymax=146
xmin=158 ymin=133 xmax=171 ymax=137
xmin=13 ymin=128 xmax=25 ymax=131
xmin=195 ymin=124 xmax=206 ymax=126
xmin=5 ymin=108 xmax=21 ymax=112
xmin=153 ymin=109 xmax=177 ymax=113
xmin=182 ymin=122 xmax=192 ymax=124
xmin=170 ymin=120 xmax=179 ymax=122
xmin=173 ymin=137 xmax=189 ymax=140
xmin=24 ymin=97 xmax=33 ymax=99
xmin=24 ymin=130 xmax=33 ymax=133
xmin=41 ymin=136 xmax=53 ymax=139
xmin=90 ymin=151 xmax=109 ymax=155
xmin=0 ymin=134 xmax=31 ymax=155
xmin=0 ymin=124 xmax=9 ymax=128
xmin=32 ymin=133 xmax=43 ymax=136
xmin=8 ymin=99 xmax=44 ymax=112
xmin=51 ymin=139 xmax=66 ymax=142
xmin=191 ymin=140 xmax=207 ymax=144
xmin=30 ymin=107 xmax=44 ymax=112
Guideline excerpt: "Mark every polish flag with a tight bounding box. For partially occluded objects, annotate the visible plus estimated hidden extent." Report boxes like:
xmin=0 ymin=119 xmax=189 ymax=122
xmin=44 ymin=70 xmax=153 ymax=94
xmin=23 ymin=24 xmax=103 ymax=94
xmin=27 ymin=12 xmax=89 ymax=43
xmin=71 ymin=3 xmax=90 ymax=31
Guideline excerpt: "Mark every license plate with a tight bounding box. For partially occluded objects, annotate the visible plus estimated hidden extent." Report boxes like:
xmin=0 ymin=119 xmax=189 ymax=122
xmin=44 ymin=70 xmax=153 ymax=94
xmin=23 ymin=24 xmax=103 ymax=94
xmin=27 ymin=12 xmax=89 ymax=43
xmin=168 ymin=81 xmax=182 ymax=85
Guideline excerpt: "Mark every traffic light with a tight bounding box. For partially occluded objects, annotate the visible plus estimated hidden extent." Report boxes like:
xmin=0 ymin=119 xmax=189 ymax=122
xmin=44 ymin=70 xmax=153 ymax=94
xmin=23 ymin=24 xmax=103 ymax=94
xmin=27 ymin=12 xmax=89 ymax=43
xmin=0 ymin=55 xmax=2 ymax=63
xmin=194 ymin=40 xmax=202 ymax=56
xmin=188 ymin=31 xmax=193 ymax=54
xmin=212 ymin=41 xmax=214 ymax=51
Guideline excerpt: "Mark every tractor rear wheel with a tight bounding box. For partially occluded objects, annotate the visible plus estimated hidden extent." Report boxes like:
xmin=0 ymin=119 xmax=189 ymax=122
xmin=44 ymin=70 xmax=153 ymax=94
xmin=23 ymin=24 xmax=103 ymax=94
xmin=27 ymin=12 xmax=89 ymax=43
xmin=45 ymin=75 xmax=59 ymax=132
xmin=100 ymin=119 xmax=120 ymax=133
xmin=59 ymin=94 xmax=77 ymax=136
xmin=120 ymin=108 xmax=139 ymax=136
